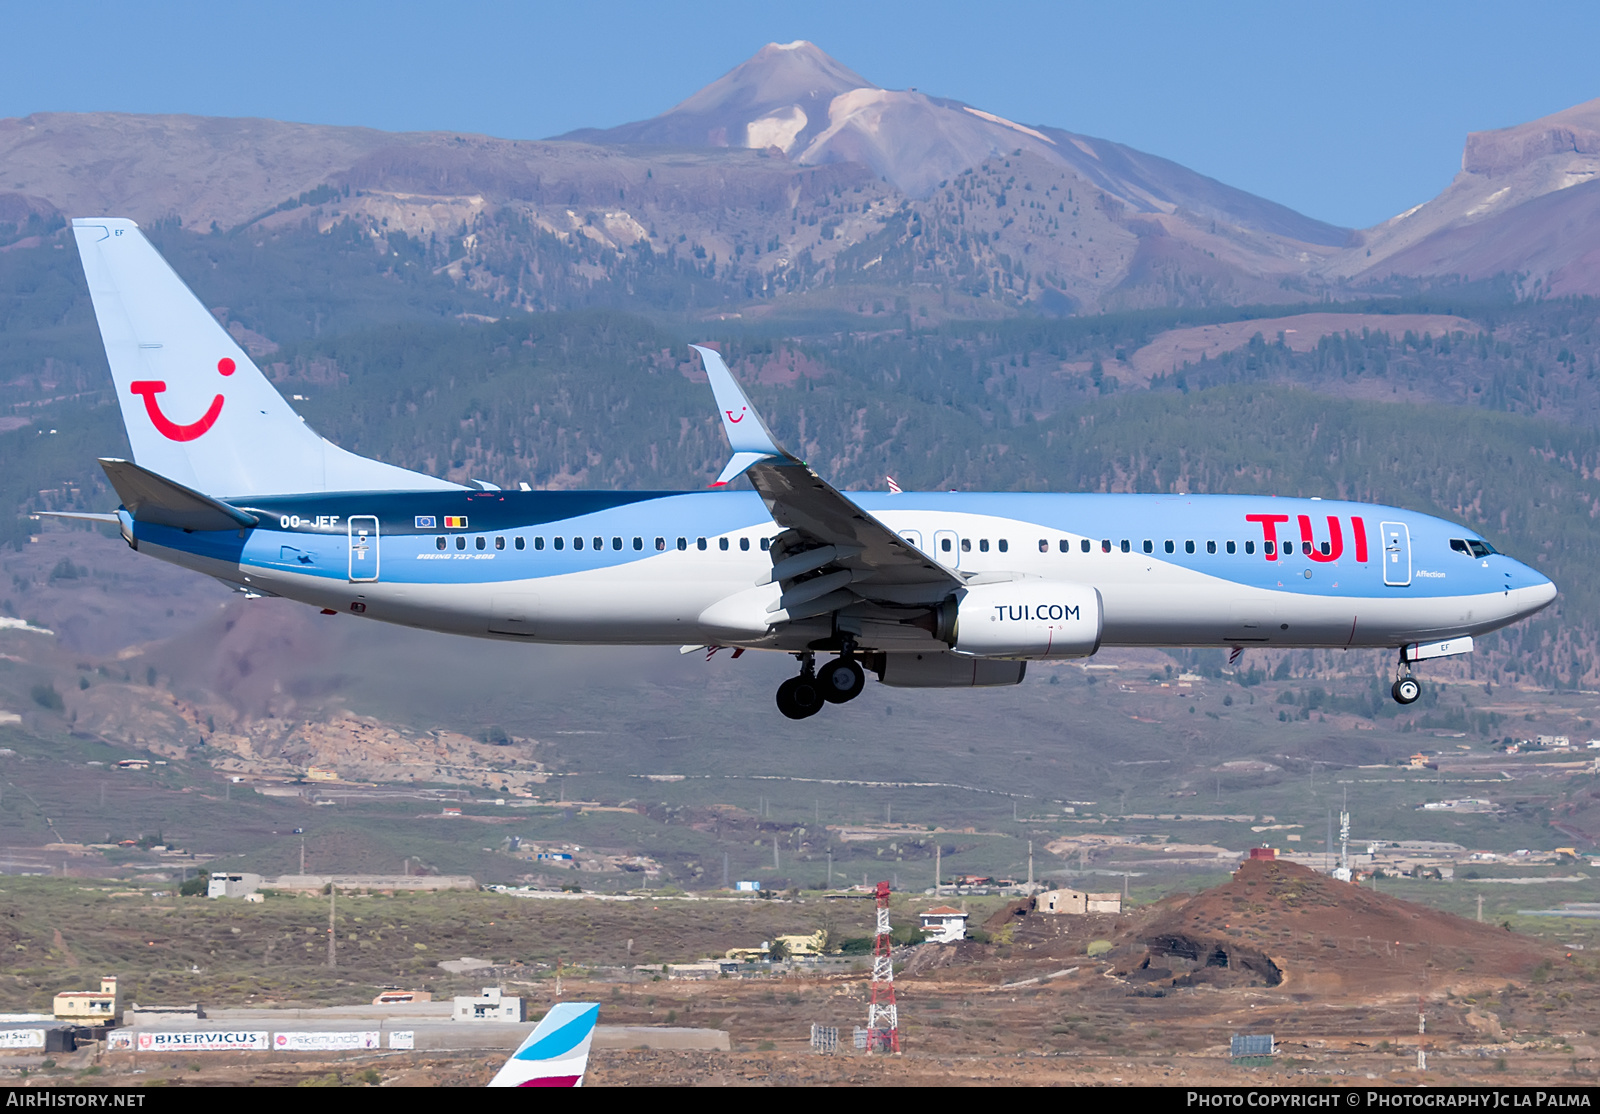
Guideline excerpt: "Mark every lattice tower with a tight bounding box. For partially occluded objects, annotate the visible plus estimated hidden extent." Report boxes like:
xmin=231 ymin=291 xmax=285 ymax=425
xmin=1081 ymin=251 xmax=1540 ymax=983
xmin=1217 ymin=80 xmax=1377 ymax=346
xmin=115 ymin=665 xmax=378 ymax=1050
xmin=867 ymin=880 xmax=900 ymax=1053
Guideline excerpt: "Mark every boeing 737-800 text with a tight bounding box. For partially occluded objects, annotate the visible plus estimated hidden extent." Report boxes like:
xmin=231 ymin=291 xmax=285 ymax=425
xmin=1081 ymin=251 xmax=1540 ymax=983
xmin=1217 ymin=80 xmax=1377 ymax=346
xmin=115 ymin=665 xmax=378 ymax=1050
xmin=55 ymin=219 xmax=1556 ymax=719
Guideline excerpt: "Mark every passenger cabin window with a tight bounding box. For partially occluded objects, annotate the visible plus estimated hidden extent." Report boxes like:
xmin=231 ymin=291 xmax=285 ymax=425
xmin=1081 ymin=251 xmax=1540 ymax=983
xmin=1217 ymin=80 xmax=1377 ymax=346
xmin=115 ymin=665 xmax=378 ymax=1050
xmin=719 ymin=537 xmax=729 ymax=551
xmin=436 ymin=536 xmax=446 ymax=550
xmin=515 ymin=537 xmax=525 ymax=550
xmin=1143 ymin=540 xmax=1153 ymax=554
xmin=998 ymin=539 xmax=1008 ymax=553
xmin=1119 ymin=539 xmax=1130 ymax=553
xmin=941 ymin=538 xmax=953 ymax=552
xmin=1185 ymin=540 xmax=1195 ymax=554
xmin=697 ymin=537 xmax=708 ymax=551
xmin=961 ymin=539 xmax=972 ymax=552
xmin=1059 ymin=540 xmax=1070 ymax=553
xmin=1206 ymin=540 xmax=1216 ymax=554
xmin=612 ymin=537 xmax=623 ymax=551
xmin=655 ymin=537 xmax=666 ymax=551
xmin=1264 ymin=541 xmax=1273 ymax=556
xmin=593 ymin=536 xmax=602 ymax=551
xmin=1226 ymin=540 xmax=1235 ymax=554
xmin=1319 ymin=541 xmax=1330 ymax=556
xmin=1039 ymin=539 xmax=1049 ymax=553
xmin=1080 ymin=539 xmax=1090 ymax=553
xmin=553 ymin=537 xmax=564 ymax=550
xmin=534 ymin=537 xmax=545 ymax=551
xmin=979 ymin=539 xmax=990 ymax=553
xmin=573 ymin=536 xmax=584 ymax=551
xmin=633 ymin=537 xmax=643 ymax=550
xmin=1164 ymin=540 xmax=1174 ymax=554
xmin=740 ymin=537 xmax=750 ymax=551
xmin=1245 ymin=540 xmax=1255 ymax=554
xmin=475 ymin=536 xmax=486 ymax=550
xmin=677 ymin=537 xmax=687 ymax=550
xmin=760 ymin=538 xmax=771 ymax=551
xmin=495 ymin=536 xmax=505 ymax=550
xmin=455 ymin=536 xmax=466 ymax=550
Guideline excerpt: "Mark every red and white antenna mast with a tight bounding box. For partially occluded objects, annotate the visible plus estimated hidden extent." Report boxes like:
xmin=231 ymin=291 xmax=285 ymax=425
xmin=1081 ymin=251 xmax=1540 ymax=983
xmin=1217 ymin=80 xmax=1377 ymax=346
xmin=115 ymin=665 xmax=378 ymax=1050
xmin=867 ymin=880 xmax=900 ymax=1053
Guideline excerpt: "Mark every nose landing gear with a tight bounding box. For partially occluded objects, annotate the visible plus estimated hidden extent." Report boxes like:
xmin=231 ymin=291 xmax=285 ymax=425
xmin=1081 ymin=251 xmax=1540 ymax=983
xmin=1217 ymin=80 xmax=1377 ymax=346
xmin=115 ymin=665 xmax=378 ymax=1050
xmin=775 ymin=649 xmax=866 ymax=719
xmin=1392 ymin=650 xmax=1422 ymax=705
xmin=1392 ymin=675 xmax=1421 ymax=705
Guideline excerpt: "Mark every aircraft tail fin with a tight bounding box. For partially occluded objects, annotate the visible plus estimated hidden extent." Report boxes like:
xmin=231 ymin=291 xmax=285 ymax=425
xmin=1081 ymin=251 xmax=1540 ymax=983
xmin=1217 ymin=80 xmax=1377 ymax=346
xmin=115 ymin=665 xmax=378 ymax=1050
xmin=486 ymin=1002 xmax=599 ymax=1088
xmin=72 ymin=218 xmax=461 ymax=499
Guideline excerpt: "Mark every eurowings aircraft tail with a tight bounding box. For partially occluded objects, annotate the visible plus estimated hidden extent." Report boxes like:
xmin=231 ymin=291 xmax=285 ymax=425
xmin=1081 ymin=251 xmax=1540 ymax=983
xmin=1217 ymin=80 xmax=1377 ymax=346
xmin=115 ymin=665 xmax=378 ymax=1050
xmin=71 ymin=218 xmax=460 ymax=499
xmin=486 ymin=1002 xmax=599 ymax=1087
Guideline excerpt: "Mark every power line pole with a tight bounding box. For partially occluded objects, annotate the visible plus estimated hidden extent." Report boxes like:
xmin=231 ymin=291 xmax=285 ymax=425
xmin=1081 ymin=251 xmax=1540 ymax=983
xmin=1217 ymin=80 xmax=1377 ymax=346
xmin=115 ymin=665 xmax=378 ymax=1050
xmin=326 ymin=884 xmax=337 ymax=969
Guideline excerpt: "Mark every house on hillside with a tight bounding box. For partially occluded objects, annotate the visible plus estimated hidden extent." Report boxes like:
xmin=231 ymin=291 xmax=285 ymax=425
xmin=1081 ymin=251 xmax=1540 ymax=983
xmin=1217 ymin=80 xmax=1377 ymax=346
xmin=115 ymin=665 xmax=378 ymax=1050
xmin=919 ymin=906 xmax=969 ymax=943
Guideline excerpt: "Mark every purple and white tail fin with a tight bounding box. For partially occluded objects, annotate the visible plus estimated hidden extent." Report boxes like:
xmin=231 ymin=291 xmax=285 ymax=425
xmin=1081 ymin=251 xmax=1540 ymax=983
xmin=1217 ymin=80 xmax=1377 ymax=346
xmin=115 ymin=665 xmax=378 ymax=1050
xmin=487 ymin=1002 xmax=599 ymax=1088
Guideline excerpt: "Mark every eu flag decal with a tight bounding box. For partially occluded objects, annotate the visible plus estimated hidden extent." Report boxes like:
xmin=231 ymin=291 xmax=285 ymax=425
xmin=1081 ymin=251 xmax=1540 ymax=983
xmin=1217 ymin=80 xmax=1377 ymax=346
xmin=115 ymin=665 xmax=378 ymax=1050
xmin=415 ymin=516 xmax=437 ymax=529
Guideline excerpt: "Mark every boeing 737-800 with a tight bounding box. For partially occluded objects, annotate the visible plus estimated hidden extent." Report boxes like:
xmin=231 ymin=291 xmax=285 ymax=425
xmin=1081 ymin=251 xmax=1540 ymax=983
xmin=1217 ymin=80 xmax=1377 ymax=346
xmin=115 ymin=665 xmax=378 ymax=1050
xmin=56 ymin=219 xmax=1556 ymax=719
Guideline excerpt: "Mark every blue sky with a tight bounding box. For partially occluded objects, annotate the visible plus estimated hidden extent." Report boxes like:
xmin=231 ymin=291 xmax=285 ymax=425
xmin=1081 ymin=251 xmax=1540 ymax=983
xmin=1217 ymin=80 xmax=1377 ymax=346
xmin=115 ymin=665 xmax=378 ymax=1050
xmin=3 ymin=1 xmax=1596 ymax=229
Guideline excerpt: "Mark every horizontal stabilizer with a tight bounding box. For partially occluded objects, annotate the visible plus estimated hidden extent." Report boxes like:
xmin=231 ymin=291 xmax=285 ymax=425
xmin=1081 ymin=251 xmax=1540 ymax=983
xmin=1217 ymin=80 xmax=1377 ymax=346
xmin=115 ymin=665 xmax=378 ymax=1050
xmin=99 ymin=458 xmax=258 ymax=531
xmin=35 ymin=511 xmax=122 ymax=525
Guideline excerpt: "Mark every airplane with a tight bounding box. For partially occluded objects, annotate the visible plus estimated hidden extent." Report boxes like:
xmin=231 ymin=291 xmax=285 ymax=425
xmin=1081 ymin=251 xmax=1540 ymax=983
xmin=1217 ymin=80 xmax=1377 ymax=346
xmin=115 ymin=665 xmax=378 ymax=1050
xmin=57 ymin=218 xmax=1557 ymax=720
xmin=487 ymin=1001 xmax=599 ymax=1087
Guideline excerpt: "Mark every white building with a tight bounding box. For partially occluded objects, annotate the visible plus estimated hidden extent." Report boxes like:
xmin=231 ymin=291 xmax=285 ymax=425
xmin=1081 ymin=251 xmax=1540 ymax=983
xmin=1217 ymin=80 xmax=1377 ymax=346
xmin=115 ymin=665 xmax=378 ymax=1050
xmin=207 ymin=872 xmax=263 ymax=899
xmin=919 ymin=906 xmax=969 ymax=943
xmin=453 ymin=987 xmax=523 ymax=1022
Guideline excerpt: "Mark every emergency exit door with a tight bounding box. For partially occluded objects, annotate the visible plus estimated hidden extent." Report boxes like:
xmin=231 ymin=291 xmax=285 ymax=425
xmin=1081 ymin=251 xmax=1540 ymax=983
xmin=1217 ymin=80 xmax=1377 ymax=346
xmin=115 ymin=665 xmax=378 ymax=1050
xmin=1379 ymin=521 xmax=1410 ymax=586
xmin=348 ymin=516 xmax=380 ymax=582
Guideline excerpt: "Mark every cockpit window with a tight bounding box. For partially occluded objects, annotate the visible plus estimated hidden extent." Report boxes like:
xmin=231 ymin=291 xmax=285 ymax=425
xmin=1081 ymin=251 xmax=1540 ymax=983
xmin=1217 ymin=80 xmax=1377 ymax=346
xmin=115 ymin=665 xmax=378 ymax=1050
xmin=1452 ymin=538 xmax=1498 ymax=558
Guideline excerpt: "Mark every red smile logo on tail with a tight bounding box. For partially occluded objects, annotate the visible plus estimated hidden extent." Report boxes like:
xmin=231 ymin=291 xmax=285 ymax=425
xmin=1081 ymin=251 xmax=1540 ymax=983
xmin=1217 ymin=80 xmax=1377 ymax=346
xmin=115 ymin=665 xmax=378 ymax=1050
xmin=130 ymin=357 xmax=235 ymax=441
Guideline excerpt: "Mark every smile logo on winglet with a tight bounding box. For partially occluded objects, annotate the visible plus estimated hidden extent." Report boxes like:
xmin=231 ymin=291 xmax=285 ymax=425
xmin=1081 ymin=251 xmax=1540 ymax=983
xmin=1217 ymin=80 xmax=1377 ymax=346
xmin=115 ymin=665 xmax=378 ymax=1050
xmin=130 ymin=357 xmax=235 ymax=441
xmin=726 ymin=406 xmax=747 ymax=423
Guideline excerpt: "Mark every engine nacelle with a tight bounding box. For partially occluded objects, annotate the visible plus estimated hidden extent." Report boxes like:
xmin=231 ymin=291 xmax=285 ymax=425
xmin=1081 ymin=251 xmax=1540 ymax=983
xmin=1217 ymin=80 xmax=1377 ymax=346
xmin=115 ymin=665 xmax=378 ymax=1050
xmin=951 ymin=581 xmax=1103 ymax=659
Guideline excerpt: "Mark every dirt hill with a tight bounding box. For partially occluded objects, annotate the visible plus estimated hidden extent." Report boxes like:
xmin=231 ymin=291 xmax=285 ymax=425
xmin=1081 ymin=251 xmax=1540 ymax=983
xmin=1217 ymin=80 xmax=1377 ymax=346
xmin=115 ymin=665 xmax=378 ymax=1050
xmin=1125 ymin=858 xmax=1551 ymax=998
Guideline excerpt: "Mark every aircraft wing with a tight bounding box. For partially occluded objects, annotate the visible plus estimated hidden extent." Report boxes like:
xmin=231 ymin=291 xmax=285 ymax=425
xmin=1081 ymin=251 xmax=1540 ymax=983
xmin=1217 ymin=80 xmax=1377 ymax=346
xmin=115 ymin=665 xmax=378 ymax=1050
xmin=694 ymin=346 xmax=960 ymax=616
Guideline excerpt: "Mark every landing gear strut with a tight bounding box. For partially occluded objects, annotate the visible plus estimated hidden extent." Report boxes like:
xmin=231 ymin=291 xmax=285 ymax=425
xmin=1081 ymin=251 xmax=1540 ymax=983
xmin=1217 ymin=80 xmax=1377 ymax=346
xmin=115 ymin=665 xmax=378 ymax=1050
xmin=1392 ymin=651 xmax=1422 ymax=706
xmin=776 ymin=649 xmax=866 ymax=718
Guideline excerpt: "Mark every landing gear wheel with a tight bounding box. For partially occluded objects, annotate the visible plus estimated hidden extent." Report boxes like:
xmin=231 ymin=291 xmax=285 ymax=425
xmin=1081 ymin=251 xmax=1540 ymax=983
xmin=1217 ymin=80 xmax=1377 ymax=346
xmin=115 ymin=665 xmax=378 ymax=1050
xmin=776 ymin=675 xmax=824 ymax=720
xmin=818 ymin=658 xmax=866 ymax=703
xmin=1392 ymin=677 xmax=1421 ymax=705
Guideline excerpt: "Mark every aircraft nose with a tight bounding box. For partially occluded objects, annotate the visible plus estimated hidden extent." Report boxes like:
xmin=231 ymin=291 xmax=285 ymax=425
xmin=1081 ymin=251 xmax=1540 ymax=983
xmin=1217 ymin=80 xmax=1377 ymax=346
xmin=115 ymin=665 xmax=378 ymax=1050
xmin=1516 ymin=574 xmax=1558 ymax=618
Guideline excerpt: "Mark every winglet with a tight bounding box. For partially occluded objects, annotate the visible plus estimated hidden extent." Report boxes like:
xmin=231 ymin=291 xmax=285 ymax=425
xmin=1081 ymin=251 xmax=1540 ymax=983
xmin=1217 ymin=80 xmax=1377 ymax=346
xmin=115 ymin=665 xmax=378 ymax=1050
xmin=691 ymin=345 xmax=791 ymax=486
xmin=487 ymin=1001 xmax=599 ymax=1088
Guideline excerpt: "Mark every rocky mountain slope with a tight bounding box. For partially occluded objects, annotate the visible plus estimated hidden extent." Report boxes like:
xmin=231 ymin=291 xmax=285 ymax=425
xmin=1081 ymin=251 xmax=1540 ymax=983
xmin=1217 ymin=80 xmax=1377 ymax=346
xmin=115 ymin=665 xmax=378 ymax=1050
xmin=1325 ymin=98 xmax=1600 ymax=295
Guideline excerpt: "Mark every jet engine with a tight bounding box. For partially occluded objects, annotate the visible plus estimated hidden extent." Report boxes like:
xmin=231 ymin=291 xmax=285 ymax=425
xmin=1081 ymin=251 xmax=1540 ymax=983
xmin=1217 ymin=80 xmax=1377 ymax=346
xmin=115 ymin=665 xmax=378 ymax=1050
xmin=949 ymin=581 xmax=1103 ymax=659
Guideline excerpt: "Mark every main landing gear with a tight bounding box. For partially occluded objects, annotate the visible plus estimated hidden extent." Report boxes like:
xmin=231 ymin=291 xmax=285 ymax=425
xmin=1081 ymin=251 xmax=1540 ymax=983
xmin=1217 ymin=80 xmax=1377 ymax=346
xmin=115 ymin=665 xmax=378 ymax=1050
xmin=776 ymin=650 xmax=866 ymax=719
xmin=1392 ymin=651 xmax=1422 ymax=706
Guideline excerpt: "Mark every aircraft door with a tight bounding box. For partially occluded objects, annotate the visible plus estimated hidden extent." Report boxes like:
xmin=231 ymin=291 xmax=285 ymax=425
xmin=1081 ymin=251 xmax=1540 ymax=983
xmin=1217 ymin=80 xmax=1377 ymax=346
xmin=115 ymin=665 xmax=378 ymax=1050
xmin=899 ymin=529 xmax=924 ymax=555
xmin=1379 ymin=521 xmax=1411 ymax=587
xmin=348 ymin=515 xmax=380 ymax=582
xmin=932 ymin=529 xmax=961 ymax=569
